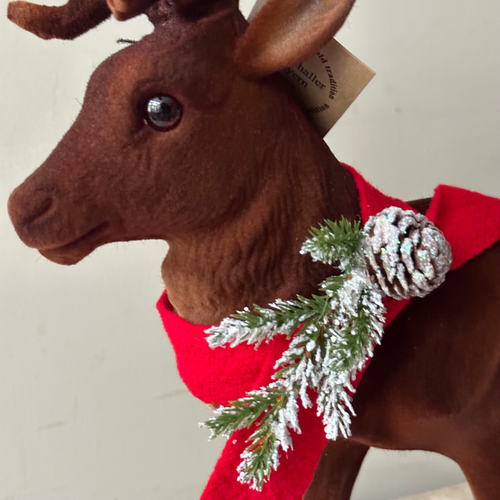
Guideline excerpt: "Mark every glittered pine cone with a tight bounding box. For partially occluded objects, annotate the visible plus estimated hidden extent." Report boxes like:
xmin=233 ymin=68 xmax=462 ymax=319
xmin=362 ymin=207 xmax=453 ymax=300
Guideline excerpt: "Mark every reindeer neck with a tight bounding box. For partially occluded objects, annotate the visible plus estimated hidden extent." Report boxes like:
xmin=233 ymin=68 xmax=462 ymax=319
xmin=162 ymin=134 xmax=360 ymax=325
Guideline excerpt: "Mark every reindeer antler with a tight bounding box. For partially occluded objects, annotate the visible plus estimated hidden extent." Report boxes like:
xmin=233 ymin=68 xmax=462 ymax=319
xmin=6 ymin=0 xmax=160 ymax=40
xmin=7 ymin=0 xmax=110 ymax=40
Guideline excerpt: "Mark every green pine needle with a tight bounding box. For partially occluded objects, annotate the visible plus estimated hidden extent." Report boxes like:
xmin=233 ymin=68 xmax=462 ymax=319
xmin=232 ymin=294 xmax=329 ymax=338
xmin=301 ymin=217 xmax=364 ymax=267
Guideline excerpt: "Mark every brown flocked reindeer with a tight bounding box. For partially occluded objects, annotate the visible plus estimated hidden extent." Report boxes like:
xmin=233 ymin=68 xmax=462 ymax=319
xmin=6 ymin=0 xmax=500 ymax=499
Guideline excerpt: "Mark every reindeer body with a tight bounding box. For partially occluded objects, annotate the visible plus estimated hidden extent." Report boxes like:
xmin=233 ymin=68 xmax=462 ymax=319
xmin=306 ymin=241 xmax=500 ymax=500
xmin=6 ymin=0 xmax=500 ymax=498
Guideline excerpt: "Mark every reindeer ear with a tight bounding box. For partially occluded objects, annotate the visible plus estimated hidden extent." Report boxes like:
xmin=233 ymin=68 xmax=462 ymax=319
xmin=235 ymin=0 xmax=355 ymax=79
xmin=106 ymin=0 xmax=156 ymax=21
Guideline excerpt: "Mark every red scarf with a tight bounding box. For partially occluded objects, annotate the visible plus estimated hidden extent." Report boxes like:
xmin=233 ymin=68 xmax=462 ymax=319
xmin=157 ymin=166 xmax=500 ymax=500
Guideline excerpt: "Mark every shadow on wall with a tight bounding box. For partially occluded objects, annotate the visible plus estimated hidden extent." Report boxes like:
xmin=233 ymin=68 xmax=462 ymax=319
xmin=352 ymin=449 xmax=466 ymax=500
xmin=398 ymin=482 xmax=472 ymax=500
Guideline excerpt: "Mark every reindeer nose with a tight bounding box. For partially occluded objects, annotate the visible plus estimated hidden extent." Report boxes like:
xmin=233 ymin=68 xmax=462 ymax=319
xmin=8 ymin=184 xmax=58 ymax=243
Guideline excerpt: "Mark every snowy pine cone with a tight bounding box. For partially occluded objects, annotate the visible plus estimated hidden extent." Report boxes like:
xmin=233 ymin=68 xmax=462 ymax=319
xmin=362 ymin=207 xmax=453 ymax=300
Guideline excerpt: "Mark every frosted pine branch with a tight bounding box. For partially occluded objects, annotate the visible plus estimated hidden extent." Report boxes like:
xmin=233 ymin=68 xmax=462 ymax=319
xmin=201 ymin=212 xmax=450 ymax=489
xmin=202 ymin=219 xmax=387 ymax=490
xmin=206 ymin=296 xmax=329 ymax=349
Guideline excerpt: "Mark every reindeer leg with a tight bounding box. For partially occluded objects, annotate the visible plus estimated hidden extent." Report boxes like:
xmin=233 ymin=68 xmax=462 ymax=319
xmin=448 ymin=439 xmax=500 ymax=500
xmin=304 ymin=439 xmax=369 ymax=500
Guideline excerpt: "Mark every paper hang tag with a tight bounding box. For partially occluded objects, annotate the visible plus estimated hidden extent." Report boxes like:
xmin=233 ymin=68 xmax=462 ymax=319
xmin=247 ymin=0 xmax=267 ymax=21
xmin=248 ymin=2 xmax=376 ymax=137
xmin=280 ymin=41 xmax=375 ymax=137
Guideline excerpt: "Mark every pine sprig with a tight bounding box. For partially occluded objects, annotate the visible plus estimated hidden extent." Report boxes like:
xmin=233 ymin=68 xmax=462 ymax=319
xmin=204 ymin=387 xmax=290 ymax=440
xmin=300 ymin=217 xmax=364 ymax=267
xmin=207 ymin=294 xmax=330 ymax=349
xmin=202 ymin=218 xmax=386 ymax=490
xmin=203 ymin=384 xmax=294 ymax=490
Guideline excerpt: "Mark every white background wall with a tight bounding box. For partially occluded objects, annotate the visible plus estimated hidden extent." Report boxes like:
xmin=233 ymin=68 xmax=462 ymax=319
xmin=0 ymin=1 xmax=498 ymax=499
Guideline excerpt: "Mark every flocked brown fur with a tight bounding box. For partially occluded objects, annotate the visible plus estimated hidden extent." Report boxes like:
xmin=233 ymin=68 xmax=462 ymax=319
xmin=8 ymin=0 xmax=110 ymax=39
xmin=7 ymin=1 xmax=500 ymax=499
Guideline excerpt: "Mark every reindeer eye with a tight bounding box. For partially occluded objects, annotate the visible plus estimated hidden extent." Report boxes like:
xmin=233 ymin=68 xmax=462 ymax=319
xmin=145 ymin=95 xmax=182 ymax=131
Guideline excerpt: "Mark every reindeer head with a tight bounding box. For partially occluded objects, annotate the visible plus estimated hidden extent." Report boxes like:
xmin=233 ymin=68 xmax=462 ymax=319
xmin=8 ymin=0 xmax=356 ymax=266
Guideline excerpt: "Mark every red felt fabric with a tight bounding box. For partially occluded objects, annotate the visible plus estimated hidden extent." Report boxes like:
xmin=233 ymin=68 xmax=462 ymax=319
xmin=157 ymin=165 xmax=500 ymax=500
